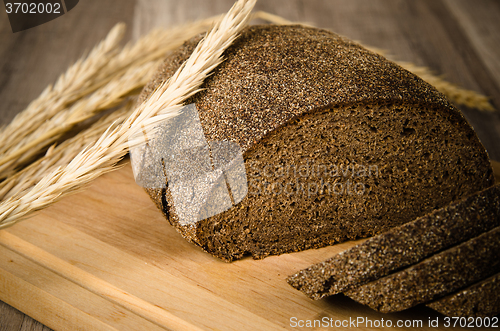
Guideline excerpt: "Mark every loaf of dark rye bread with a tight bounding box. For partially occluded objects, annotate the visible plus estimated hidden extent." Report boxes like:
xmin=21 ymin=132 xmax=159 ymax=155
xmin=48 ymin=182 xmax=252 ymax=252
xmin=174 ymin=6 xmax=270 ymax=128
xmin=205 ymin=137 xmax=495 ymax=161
xmin=427 ymin=272 xmax=500 ymax=317
xmin=287 ymin=184 xmax=500 ymax=299
xmin=138 ymin=25 xmax=494 ymax=261
xmin=345 ymin=226 xmax=500 ymax=313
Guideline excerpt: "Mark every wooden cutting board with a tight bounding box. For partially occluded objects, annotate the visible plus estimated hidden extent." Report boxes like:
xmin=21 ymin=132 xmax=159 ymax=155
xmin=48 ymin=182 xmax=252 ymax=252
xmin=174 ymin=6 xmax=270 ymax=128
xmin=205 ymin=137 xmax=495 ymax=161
xmin=1 ymin=161 xmax=499 ymax=331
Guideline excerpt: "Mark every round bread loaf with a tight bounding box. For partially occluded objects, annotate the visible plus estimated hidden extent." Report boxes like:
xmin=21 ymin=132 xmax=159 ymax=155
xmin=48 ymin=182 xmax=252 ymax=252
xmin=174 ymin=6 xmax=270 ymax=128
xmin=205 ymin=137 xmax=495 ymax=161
xmin=139 ymin=25 xmax=494 ymax=262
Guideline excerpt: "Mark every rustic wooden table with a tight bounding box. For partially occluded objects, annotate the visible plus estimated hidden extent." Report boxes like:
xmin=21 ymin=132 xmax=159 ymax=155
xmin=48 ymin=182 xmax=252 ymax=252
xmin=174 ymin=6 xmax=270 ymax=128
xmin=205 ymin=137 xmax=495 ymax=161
xmin=1 ymin=0 xmax=499 ymax=330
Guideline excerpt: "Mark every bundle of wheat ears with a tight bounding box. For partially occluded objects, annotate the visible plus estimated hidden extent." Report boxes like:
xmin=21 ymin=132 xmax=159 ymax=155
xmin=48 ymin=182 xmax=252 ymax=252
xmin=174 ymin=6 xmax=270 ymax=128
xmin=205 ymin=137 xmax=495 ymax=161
xmin=0 ymin=1 xmax=495 ymax=229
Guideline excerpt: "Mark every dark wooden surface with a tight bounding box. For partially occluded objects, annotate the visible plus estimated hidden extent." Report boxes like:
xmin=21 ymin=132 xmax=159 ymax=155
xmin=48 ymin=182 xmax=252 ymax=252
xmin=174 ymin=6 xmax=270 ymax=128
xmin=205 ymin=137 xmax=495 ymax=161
xmin=0 ymin=0 xmax=499 ymax=330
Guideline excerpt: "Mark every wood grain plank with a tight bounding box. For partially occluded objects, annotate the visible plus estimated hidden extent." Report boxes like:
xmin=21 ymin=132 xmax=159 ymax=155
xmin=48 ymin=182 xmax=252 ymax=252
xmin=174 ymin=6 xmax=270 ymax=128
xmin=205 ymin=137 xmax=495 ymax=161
xmin=299 ymin=0 xmax=419 ymax=62
xmin=423 ymin=0 xmax=500 ymax=110
xmin=0 ymin=255 xmax=117 ymax=331
xmin=0 ymin=300 xmax=24 ymax=331
xmin=0 ymin=301 xmax=53 ymax=331
xmin=132 ymin=0 xmax=305 ymax=39
xmin=440 ymin=0 xmax=500 ymax=161
xmin=443 ymin=0 xmax=500 ymax=97
xmin=0 ymin=233 xmax=202 ymax=331
xmin=391 ymin=0 xmax=500 ymax=160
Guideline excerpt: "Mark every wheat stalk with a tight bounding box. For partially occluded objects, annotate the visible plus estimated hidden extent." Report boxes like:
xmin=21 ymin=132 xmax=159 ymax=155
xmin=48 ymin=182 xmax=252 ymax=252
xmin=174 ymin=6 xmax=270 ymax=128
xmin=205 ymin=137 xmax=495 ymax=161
xmin=0 ymin=102 xmax=135 ymax=201
xmin=360 ymin=44 xmax=495 ymax=111
xmin=0 ymin=60 xmax=160 ymax=180
xmin=81 ymin=14 xmax=225 ymax=98
xmin=0 ymin=0 xmax=256 ymax=229
xmin=397 ymin=62 xmax=495 ymax=111
xmin=0 ymin=24 xmax=125 ymax=156
xmin=0 ymin=10 xmax=254 ymax=202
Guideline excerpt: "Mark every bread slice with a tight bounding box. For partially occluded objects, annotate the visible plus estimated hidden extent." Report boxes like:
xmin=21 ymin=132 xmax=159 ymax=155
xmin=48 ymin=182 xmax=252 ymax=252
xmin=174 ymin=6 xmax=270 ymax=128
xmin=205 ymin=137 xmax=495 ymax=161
xmin=427 ymin=273 xmax=500 ymax=317
xmin=287 ymin=184 xmax=500 ymax=299
xmin=139 ymin=25 xmax=494 ymax=261
xmin=344 ymin=226 xmax=500 ymax=313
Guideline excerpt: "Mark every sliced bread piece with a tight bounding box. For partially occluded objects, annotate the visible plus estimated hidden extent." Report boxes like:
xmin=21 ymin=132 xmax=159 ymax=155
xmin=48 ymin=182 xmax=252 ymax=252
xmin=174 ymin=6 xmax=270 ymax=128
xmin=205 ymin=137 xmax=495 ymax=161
xmin=139 ymin=25 xmax=494 ymax=261
xmin=287 ymin=184 xmax=500 ymax=299
xmin=427 ymin=273 xmax=500 ymax=317
xmin=344 ymin=226 xmax=500 ymax=313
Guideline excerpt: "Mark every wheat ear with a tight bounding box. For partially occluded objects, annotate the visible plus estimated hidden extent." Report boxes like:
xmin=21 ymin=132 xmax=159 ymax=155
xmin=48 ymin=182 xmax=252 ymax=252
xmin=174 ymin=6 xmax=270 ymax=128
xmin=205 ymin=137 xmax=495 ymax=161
xmin=0 ymin=24 xmax=125 ymax=156
xmin=0 ymin=102 xmax=135 ymax=201
xmin=0 ymin=61 xmax=160 ymax=180
xmin=0 ymin=0 xmax=256 ymax=229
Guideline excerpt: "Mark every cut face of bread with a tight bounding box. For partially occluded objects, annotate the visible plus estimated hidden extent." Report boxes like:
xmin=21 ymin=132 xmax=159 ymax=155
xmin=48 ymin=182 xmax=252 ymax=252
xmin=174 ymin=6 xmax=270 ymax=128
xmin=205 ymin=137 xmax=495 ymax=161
xmin=287 ymin=184 xmax=500 ymax=299
xmin=427 ymin=273 xmax=500 ymax=317
xmin=140 ymin=25 xmax=494 ymax=262
xmin=345 ymin=226 xmax=500 ymax=313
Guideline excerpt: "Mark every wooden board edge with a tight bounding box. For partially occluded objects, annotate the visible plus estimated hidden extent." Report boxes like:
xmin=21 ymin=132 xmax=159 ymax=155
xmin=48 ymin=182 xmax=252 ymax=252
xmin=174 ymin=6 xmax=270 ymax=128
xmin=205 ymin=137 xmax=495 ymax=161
xmin=0 ymin=230 xmax=207 ymax=331
xmin=0 ymin=268 xmax=116 ymax=331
